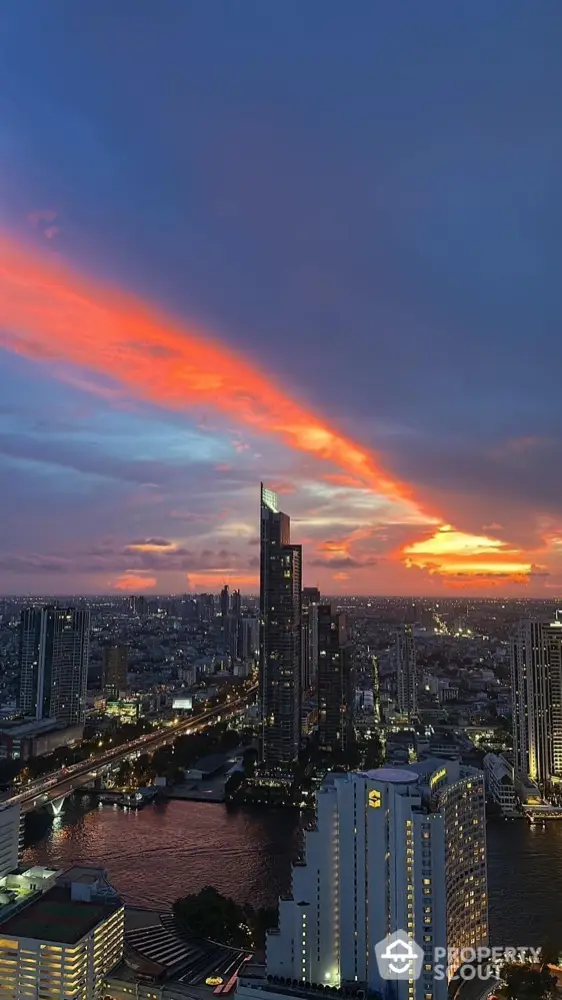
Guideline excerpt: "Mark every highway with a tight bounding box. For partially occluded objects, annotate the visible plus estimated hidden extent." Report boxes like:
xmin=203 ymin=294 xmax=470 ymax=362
xmin=0 ymin=684 xmax=257 ymax=814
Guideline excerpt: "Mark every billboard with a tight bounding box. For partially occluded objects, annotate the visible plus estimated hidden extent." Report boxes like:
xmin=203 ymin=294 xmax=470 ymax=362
xmin=172 ymin=696 xmax=193 ymax=711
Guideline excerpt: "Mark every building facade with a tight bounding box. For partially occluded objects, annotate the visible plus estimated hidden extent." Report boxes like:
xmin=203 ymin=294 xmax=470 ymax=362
xmin=394 ymin=625 xmax=418 ymax=720
xmin=511 ymin=617 xmax=562 ymax=787
xmin=0 ymin=867 xmax=124 ymax=1000
xmin=19 ymin=607 xmax=90 ymax=727
xmin=0 ymin=806 xmax=21 ymax=879
xmin=259 ymin=484 xmax=302 ymax=770
xmin=102 ymin=644 xmax=128 ymax=698
xmin=265 ymin=763 xmax=487 ymax=1000
xmin=317 ymin=605 xmax=353 ymax=754
xmin=301 ymin=590 xmax=320 ymax=693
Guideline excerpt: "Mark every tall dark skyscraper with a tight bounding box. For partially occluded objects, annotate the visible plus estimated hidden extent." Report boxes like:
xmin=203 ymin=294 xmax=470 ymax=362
xmin=231 ymin=589 xmax=242 ymax=619
xmin=19 ymin=607 xmax=90 ymax=726
xmin=301 ymin=588 xmax=320 ymax=691
xmin=220 ymin=584 xmax=230 ymax=619
xmin=102 ymin=643 xmax=128 ymax=698
xmin=317 ymin=604 xmax=353 ymax=753
xmin=260 ymin=483 xmax=302 ymax=769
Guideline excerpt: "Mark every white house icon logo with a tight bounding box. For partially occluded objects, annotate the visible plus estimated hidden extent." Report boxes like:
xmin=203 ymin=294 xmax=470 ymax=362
xmin=375 ymin=930 xmax=424 ymax=981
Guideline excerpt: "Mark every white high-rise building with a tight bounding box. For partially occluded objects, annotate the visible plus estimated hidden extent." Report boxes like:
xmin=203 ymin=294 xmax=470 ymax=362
xmin=511 ymin=617 xmax=562 ymax=787
xmin=395 ymin=625 xmax=417 ymax=719
xmin=261 ymin=762 xmax=487 ymax=1000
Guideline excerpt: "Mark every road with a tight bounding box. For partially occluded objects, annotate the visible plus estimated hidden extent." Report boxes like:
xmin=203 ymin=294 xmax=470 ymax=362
xmin=1 ymin=684 xmax=257 ymax=814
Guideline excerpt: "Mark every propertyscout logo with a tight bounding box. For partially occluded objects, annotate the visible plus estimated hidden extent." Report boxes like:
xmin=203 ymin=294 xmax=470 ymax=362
xmin=375 ymin=930 xmax=541 ymax=982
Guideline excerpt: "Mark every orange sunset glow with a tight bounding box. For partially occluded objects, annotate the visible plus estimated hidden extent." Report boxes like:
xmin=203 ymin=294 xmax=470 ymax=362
xmin=0 ymin=233 xmax=544 ymax=588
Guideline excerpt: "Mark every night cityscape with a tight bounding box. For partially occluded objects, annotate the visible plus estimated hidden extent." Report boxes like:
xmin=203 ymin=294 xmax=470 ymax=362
xmin=1 ymin=4 xmax=562 ymax=1000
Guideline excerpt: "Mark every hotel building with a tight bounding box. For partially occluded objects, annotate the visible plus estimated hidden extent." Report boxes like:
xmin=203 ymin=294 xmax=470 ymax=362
xmin=0 ymin=866 xmax=124 ymax=1000
xmin=254 ymin=762 xmax=487 ymax=1000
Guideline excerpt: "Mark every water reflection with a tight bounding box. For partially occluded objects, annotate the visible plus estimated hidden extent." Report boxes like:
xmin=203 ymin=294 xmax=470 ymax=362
xmin=22 ymin=799 xmax=562 ymax=945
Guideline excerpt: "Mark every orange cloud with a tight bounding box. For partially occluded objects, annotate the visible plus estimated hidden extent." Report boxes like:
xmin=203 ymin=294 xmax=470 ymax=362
xmin=402 ymin=525 xmax=535 ymax=583
xmin=186 ymin=571 xmax=259 ymax=590
xmin=0 ymin=233 xmax=416 ymax=509
xmin=113 ymin=572 xmax=157 ymax=591
xmin=0 ymin=233 xmax=540 ymax=589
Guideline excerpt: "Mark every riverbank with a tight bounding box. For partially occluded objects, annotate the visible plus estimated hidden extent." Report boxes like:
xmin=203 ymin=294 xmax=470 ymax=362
xmin=21 ymin=796 xmax=562 ymax=945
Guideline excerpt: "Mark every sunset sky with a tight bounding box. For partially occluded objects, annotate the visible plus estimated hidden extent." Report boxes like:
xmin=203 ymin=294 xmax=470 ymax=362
xmin=1 ymin=2 xmax=561 ymax=597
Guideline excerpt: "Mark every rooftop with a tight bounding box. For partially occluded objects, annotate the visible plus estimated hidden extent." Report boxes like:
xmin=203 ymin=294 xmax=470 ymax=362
xmin=0 ymin=885 xmax=121 ymax=944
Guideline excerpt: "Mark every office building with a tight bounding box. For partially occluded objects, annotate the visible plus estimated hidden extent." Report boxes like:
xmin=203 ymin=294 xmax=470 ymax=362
xmin=317 ymin=604 xmax=353 ymax=754
xmin=394 ymin=624 xmax=418 ymax=720
xmin=0 ymin=865 xmax=124 ymax=1000
xmin=511 ymin=617 xmax=562 ymax=787
xmin=102 ymin=644 xmax=128 ymax=697
xmin=301 ymin=589 xmax=320 ymax=692
xmin=19 ymin=607 xmax=90 ymax=727
xmin=263 ymin=761 xmax=487 ymax=1000
xmin=260 ymin=483 xmax=302 ymax=769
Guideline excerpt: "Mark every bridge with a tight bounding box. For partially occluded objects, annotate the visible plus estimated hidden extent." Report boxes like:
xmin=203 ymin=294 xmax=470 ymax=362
xmin=0 ymin=684 xmax=257 ymax=815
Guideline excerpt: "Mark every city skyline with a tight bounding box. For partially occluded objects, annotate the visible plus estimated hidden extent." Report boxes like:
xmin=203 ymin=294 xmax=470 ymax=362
xmin=1 ymin=5 xmax=562 ymax=597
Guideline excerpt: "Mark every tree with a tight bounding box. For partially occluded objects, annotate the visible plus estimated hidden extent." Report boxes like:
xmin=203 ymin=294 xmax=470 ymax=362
xmin=173 ymin=886 xmax=277 ymax=950
xmin=501 ymin=963 xmax=556 ymax=1000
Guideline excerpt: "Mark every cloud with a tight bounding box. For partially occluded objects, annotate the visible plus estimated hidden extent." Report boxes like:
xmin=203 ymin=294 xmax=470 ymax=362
xmin=125 ymin=537 xmax=175 ymax=552
xmin=0 ymin=233 xmax=547 ymax=589
xmin=112 ymin=572 xmax=157 ymax=591
xmin=402 ymin=525 xmax=534 ymax=583
xmin=27 ymin=210 xmax=57 ymax=228
xmin=0 ymin=233 xmax=420 ymax=513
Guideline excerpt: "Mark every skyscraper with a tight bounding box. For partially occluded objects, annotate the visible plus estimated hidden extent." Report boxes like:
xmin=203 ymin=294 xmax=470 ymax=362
xmin=301 ymin=588 xmax=320 ymax=692
xmin=260 ymin=483 xmax=302 ymax=770
xmin=263 ymin=762 xmax=487 ymax=999
xmin=317 ymin=604 xmax=353 ymax=754
xmin=232 ymin=589 xmax=242 ymax=619
xmin=220 ymin=584 xmax=230 ymax=618
xmin=394 ymin=624 xmax=418 ymax=719
xmin=102 ymin=643 xmax=128 ymax=698
xmin=19 ymin=607 xmax=90 ymax=727
xmin=511 ymin=617 xmax=562 ymax=787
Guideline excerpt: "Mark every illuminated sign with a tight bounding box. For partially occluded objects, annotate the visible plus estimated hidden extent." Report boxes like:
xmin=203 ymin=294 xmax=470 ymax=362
xmin=206 ymin=977 xmax=223 ymax=986
xmin=429 ymin=767 xmax=447 ymax=790
xmin=368 ymin=788 xmax=381 ymax=809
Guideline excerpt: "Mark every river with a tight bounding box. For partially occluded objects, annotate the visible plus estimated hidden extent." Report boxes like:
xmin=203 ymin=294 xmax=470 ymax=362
xmin=22 ymin=798 xmax=562 ymax=947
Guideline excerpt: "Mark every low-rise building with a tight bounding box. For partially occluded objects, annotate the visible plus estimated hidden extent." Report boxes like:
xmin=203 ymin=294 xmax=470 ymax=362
xmin=0 ymin=865 xmax=124 ymax=1000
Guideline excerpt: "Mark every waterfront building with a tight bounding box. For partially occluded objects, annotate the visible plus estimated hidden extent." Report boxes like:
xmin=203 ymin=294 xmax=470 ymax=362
xmin=102 ymin=643 xmax=128 ymax=698
xmin=259 ymin=484 xmax=302 ymax=770
xmin=263 ymin=761 xmax=487 ymax=1000
xmin=511 ymin=617 xmax=562 ymax=787
xmin=483 ymin=753 xmax=517 ymax=816
xmin=317 ymin=604 xmax=353 ymax=754
xmin=0 ymin=806 xmax=22 ymax=879
xmin=394 ymin=624 xmax=418 ymax=720
xmin=0 ymin=865 xmax=124 ymax=1000
xmin=19 ymin=607 xmax=90 ymax=727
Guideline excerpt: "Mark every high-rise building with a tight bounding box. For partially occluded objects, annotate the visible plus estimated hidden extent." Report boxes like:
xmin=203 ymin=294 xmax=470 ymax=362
xmin=317 ymin=604 xmax=353 ymax=754
xmin=102 ymin=644 xmax=128 ymax=698
xmin=511 ymin=617 xmax=562 ymax=786
xmin=260 ymin=483 xmax=302 ymax=770
xmin=19 ymin=607 xmax=90 ymax=727
xmin=0 ymin=865 xmax=124 ymax=1000
xmin=129 ymin=595 xmax=148 ymax=617
xmin=394 ymin=624 xmax=417 ymax=719
xmin=220 ymin=584 xmax=230 ymax=619
xmin=232 ymin=589 xmax=242 ymax=619
xmin=301 ymin=589 xmax=320 ymax=692
xmin=263 ymin=761 xmax=487 ymax=999
xmin=0 ymin=805 xmax=22 ymax=878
